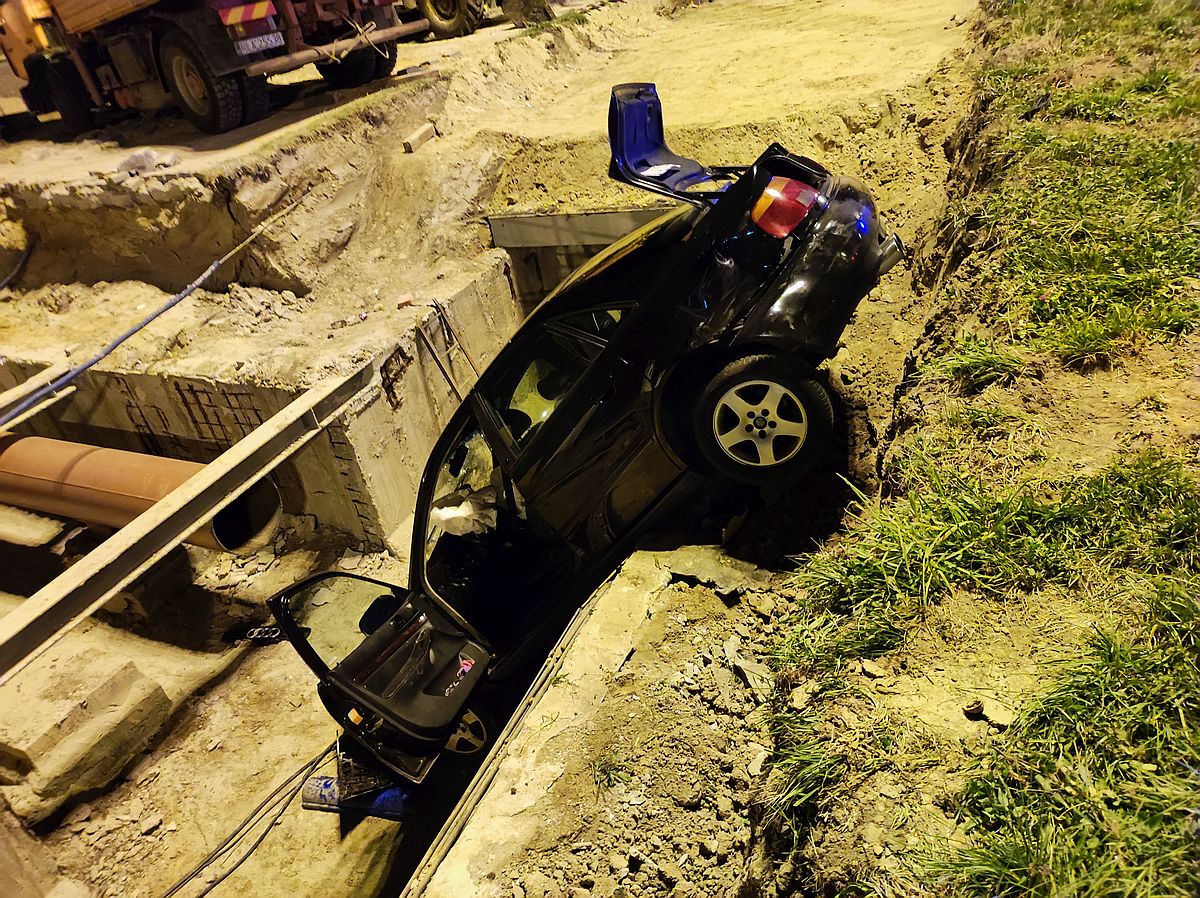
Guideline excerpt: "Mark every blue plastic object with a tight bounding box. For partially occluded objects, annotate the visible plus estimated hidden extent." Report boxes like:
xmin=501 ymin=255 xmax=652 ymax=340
xmin=301 ymin=774 xmax=414 ymax=821
xmin=608 ymin=83 xmax=713 ymax=201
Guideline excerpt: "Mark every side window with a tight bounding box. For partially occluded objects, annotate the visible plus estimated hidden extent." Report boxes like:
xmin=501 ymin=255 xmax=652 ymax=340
xmin=488 ymin=309 xmax=625 ymax=448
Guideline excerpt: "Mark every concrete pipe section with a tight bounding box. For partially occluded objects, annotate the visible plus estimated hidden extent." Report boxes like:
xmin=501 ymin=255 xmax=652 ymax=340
xmin=0 ymin=435 xmax=281 ymax=553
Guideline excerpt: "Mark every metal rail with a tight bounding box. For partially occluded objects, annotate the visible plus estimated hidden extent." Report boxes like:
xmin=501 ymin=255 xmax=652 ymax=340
xmin=244 ymin=19 xmax=429 ymax=77
xmin=0 ymin=363 xmax=376 ymax=685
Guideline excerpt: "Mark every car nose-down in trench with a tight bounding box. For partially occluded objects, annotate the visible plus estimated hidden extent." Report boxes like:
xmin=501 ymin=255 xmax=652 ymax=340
xmin=268 ymin=82 xmax=906 ymax=790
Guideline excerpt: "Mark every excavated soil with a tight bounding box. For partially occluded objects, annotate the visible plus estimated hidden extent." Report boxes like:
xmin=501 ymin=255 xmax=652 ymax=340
xmin=0 ymin=1 xmax=1035 ymax=896
xmin=0 ymin=0 xmax=972 ymax=394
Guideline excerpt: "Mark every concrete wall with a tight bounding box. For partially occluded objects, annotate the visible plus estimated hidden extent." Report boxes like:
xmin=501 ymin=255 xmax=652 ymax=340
xmin=0 ymin=253 xmax=524 ymax=554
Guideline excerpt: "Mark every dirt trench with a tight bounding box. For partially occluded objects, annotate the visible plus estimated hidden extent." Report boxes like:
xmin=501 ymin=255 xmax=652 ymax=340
xmin=0 ymin=2 xmax=986 ymax=896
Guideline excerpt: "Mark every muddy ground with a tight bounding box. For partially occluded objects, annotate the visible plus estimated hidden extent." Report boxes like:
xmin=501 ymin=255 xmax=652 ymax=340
xmin=0 ymin=0 xmax=1111 ymax=895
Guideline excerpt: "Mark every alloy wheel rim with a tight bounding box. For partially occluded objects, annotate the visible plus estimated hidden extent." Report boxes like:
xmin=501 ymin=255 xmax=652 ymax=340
xmin=711 ymin=379 xmax=808 ymax=467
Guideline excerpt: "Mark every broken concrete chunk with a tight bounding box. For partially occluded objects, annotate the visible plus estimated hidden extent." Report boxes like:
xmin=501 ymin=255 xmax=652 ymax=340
xmin=403 ymin=122 xmax=436 ymax=154
xmin=0 ymin=662 xmax=170 ymax=823
xmin=982 ymin=700 xmax=1016 ymax=730
xmin=747 ymin=746 xmax=770 ymax=778
xmin=138 ymin=813 xmax=162 ymax=836
xmin=747 ymin=592 xmax=776 ymax=619
xmin=788 ymin=683 xmax=814 ymax=711
xmin=722 ymin=636 xmax=774 ymax=703
xmin=655 ymin=545 xmax=770 ymax=600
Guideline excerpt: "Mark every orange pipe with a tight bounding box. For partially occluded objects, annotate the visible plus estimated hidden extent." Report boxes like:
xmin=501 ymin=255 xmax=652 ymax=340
xmin=0 ymin=435 xmax=280 ymax=553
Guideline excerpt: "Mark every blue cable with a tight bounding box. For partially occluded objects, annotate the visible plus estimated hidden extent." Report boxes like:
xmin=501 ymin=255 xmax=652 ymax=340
xmin=0 ymin=260 xmax=219 ymax=429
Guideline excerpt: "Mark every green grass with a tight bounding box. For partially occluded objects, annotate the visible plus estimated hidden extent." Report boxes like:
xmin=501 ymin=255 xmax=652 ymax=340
xmin=589 ymin=753 xmax=633 ymax=791
xmin=922 ymin=335 xmax=1030 ymax=392
xmin=773 ymin=448 xmax=1200 ymax=687
xmin=936 ymin=401 xmax=1028 ymax=440
xmin=516 ymin=9 xmax=588 ymax=38
xmin=982 ymin=130 xmax=1200 ymax=367
xmin=924 ymin=0 xmax=1200 ymax=372
xmin=766 ymin=450 xmax=1200 ymax=850
xmin=763 ymin=711 xmax=848 ymax=829
xmin=924 ymin=579 xmax=1200 ymax=897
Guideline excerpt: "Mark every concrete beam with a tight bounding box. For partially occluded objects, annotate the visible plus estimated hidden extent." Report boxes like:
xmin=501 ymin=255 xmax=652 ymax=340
xmin=0 ymin=365 xmax=374 ymax=685
xmin=487 ymin=208 xmax=671 ymax=249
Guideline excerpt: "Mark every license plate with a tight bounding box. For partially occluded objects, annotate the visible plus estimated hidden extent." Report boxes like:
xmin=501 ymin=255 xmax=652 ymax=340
xmin=234 ymin=32 xmax=284 ymax=56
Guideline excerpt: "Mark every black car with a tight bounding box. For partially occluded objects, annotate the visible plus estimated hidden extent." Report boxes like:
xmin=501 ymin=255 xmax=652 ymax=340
xmin=269 ymin=83 xmax=904 ymax=783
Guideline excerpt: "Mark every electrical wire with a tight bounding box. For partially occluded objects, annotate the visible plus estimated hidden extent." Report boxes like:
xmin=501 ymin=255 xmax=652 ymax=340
xmin=158 ymin=740 xmax=335 ymax=898
xmin=0 ymin=239 xmax=35 ymax=292
xmin=0 ymin=198 xmax=301 ymax=430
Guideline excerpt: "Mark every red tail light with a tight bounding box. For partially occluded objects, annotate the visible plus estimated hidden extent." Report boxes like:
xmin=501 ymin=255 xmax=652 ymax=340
xmin=750 ymin=176 xmax=820 ymax=238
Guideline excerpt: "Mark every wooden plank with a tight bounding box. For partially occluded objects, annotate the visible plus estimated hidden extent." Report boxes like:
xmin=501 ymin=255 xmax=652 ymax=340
xmin=487 ymin=207 xmax=673 ymax=249
xmin=0 ymin=363 xmax=71 ymax=419
xmin=0 ymin=364 xmax=375 ymax=685
xmin=55 ymin=0 xmax=159 ymax=35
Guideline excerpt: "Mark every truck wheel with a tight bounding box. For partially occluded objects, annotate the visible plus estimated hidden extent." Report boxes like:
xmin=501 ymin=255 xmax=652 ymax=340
xmin=315 ymin=48 xmax=377 ymax=89
xmin=692 ymin=354 xmax=834 ymax=486
xmin=160 ymin=31 xmax=243 ymax=133
xmin=239 ymin=75 xmax=270 ymax=126
xmin=44 ymin=58 xmax=96 ymax=136
xmin=373 ymin=40 xmax=399 ymax=79
xmin=417 ymin=0 xmax=484 ymax=39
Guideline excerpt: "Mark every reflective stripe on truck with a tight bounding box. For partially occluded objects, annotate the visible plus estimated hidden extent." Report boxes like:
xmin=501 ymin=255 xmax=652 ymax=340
xmin=218 ymin=1 xmax=277 ymax=25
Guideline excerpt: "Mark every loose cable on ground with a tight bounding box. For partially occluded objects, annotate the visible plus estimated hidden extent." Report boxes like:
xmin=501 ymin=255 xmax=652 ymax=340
xmin=0 ymin=239 xmax=35 ymax=292
xmin=158 ymin=740 xmax=335 ymax=898
xmin=0 ymin=198 xmax=302 ymax=430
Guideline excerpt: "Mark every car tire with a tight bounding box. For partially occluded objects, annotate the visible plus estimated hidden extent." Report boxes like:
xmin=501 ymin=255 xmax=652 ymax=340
xmin=416 ymin=0 xmax=484 ymax=39
xmin=372 ymin=40 xmax=399 ymax=79
xmin=693 ymin=354 xmax=833 ymax=486
xmin=315 ymin=47 xmax=378 ymax=89
xmin=160 ymin=31 xmax=243 ymax=133
xmin=239 ymin=74 xmax=270 ymax=126
xmin=43 ymin=57 xmax=96 ymax=136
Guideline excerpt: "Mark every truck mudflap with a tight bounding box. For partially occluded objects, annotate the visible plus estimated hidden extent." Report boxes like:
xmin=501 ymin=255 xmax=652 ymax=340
xmin=242 ymin=17 xmax=429 ymax=78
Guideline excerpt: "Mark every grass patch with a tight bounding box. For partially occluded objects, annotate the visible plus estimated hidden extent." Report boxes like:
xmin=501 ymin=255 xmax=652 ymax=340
xmin=517 ymin=9 xmax=588 ymax=38
xmin=763 ymin=711 xmax=848 ymax=830
xmin=936 ymin=401 xmax=1027 ymax=439
xmin=767 ymin=448 xmax=1200 ymax=864
xmin=925 ymin=0 xmax=1200 ymax=372
xmin=922 ymin=335 xmax=1030 ymax=392
xmin=589 ymin=753 xmax=633 ymax=791
xmin=924 ymin=579 xmax=1200 ymax=897
xmin=774 ymin=450 xmax=1200 ymax=674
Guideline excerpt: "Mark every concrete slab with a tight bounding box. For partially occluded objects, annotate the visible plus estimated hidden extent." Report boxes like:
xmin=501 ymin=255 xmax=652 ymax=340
xmin=0 ymin=596 xmax=234 ymax=823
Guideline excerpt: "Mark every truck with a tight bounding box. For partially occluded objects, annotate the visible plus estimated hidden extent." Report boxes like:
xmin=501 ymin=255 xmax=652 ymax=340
xmin=0 ymin=0 xmax=485 ymax=134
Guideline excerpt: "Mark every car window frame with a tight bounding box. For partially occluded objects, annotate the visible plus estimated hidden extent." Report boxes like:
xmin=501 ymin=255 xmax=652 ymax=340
xmin=408 ymin=303 xmax=634 ymax=608
xmin=478 ymin=302 xmax=636 ymax=458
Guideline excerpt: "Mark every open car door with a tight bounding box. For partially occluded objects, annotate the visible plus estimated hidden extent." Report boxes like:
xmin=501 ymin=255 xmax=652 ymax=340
xmin=269 ymin=572 xmax=489 ymax=782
